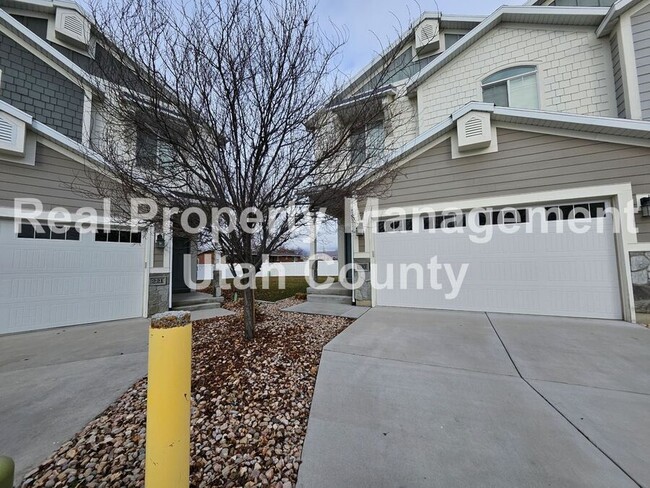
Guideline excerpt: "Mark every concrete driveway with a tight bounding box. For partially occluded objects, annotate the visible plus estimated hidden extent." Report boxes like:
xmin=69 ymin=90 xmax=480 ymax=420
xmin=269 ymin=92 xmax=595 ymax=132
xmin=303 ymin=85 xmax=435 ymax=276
xmin=0 ymin=318 xmax=149 ymax=482
xmin=297 ymin=308 xmax=650 ymax=488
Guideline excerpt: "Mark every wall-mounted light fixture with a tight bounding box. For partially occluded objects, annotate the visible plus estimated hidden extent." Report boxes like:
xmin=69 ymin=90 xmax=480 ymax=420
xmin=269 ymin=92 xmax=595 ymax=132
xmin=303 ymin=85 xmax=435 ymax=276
xmin=155 ymin=234 xmax=166 ymax=249
xmin=641 ymin=197 xmax=650 ymax=218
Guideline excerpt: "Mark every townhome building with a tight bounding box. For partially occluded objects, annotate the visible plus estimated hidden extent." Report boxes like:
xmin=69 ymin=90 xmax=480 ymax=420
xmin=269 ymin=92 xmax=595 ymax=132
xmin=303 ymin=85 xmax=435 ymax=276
xmin=0 ymin=0 xmax=204 ymax=334
xmin=325 ymin=0 xmax=650 ymax=323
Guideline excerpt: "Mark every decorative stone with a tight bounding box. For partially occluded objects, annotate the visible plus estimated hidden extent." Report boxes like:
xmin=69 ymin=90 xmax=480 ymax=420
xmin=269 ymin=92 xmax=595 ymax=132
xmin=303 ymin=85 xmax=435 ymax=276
xmin=213 ymin=269 xmax=222 ymax=298
xmin=151 ymin=311 xmax=191 ymax=329
xmin=148 ymin=273 xmax=171 ymax=316
xmin=631 ymin=269 xmax=648 ymax=285
xmin=630 ymin=254 xmax=650 ymax=273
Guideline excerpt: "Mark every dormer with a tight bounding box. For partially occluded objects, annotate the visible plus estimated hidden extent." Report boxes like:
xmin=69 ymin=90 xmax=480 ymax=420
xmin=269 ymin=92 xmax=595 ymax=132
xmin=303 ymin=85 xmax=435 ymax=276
xmin=0 ymin=111 xmax=26 ymax=156
xmin=54 ymin=8 xmax=91 ymax=49
xmin=415 ymin=19 xmax=440 ymax=54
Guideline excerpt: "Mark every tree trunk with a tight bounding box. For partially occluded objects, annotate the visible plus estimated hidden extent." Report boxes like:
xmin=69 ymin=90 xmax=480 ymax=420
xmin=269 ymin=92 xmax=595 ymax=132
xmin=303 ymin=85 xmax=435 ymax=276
xmin=242 ymin=286 xmax=256 ymax=340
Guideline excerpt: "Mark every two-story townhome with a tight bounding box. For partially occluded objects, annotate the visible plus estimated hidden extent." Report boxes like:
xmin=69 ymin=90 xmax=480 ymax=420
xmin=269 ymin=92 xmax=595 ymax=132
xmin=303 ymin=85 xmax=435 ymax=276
xmin=0 ymin=0 xmax=205 ymax=334
xmin=326 ymin=0 xmax=650 ymax=324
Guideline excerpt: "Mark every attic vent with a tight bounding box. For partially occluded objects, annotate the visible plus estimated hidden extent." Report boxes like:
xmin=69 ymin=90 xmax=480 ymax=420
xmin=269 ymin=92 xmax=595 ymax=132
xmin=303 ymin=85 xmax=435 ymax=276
xmin=415 ymin=19 xmax=440 ymax=54
xmin=456 ymin=111 xmax=492 ymax=152
xmin=55 ymin=8 xmax=91 ymax=48
xmin=419 ymin=23 xmax=436 ymax=43
xmin=0 ymin=118 xmax=16 ymax=145
xmin=464 ymin=117 xmax=483 ymax=139
xmin=0 ymin=112 xmax=26 ymax=156
xmin=63 ymin=14 xmax=84 ymax=36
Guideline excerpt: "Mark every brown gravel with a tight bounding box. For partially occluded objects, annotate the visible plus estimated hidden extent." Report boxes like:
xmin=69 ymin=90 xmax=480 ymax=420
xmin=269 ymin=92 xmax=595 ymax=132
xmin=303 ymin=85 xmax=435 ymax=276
xmin=20 ymin=299 xmax=352 ymax=488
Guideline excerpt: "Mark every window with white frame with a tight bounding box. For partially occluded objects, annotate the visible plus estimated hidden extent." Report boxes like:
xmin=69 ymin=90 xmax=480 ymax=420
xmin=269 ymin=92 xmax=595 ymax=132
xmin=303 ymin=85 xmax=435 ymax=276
xmin=136 ymin=128 xmax=175 ymax=168
xmin=482 ymin=66 xmax=539 ymax=110
xmin=351 ymin=120 xmax=385 ymax=166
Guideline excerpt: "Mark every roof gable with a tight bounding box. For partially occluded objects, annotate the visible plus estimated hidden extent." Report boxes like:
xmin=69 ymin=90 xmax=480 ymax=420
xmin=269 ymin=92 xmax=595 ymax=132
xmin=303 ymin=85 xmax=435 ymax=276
xmin=406 ymin=6 xmax=609 ymax=94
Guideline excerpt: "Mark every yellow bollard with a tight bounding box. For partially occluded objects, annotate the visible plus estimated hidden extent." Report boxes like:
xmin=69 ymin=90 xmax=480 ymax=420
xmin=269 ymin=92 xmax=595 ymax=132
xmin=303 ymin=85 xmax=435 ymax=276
xmin=145 ymin=311 xmax=192 ymax=488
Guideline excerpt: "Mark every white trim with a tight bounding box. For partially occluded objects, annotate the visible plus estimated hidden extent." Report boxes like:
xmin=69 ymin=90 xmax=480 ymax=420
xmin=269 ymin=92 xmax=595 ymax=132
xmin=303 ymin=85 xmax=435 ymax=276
xmin=360 ymin=102 xmax=650 ymax=189
xmin=406 ymin=6 xmax=610 ymax=93
xmin=493 ymin=121 xmax=650 ymax=147
xmin=337 ymin=12 xmax=484 ymax=98
xmin=411 ymin=102 xmax=650 ymax=161
xmin=0 ymin=9 xmax=101 ymax=92
xmin=0 ymin=100 xmax=33 ymax=124
xmin=142 ymin=228 xmax=150 ymax=318
xmin=82 ymin=87 xmax=92 ymax=146
xmin=618 ymin=13 xmax=643 ymax=119
xmin=369 ymin=183 xmax=637 ymax=322
xmin=597 ymin=0 xmax=647 ymax=37
xmin=491 ymin=104 xmax=650 ymax=133
xmin=628 ymin=242 xmax=650 ymax=251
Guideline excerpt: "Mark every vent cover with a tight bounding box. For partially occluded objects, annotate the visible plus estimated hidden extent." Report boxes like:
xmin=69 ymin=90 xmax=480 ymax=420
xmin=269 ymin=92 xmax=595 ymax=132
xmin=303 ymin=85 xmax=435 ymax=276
xmin=0 ymin=117 xmax=16 ymax=145
xmin=456 ymin=111 xmax=492 ymax=152
xmin=464 ymin=117 xmax=483 ymax=138
xmin=0 ymin=112 xmax=26 ymax=155
xmin=415 ymin=19 xmax=440 ymax=53
xmin=55 ymin=8 xmax=91 ymax=48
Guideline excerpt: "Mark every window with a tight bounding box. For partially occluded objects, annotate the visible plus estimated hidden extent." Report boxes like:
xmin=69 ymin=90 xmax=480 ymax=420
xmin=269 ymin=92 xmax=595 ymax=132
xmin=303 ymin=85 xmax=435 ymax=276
xmin=351 ymin=121 xmax=385 ymax=165
xmin=545 ymin=202 xmax=605 ymax=221
xmin=444 ymin=33 xmax=465 ymax=49
xmin=423 ymin=213 xmax=467 ymax=230
xmin=378 ymin=218 xmax=413 ymax=233
xmin=95 ymin=229 xmax=142 ymax=243
xmin=17 ymin=221 xmax=80 ymax=241
xmin=492 ymin=208 xmax=528 ymax=225
xmin=482 ymin=66 xmax=539 ymax=109
xmin=136 ymin=129 xmax=175 ymax=168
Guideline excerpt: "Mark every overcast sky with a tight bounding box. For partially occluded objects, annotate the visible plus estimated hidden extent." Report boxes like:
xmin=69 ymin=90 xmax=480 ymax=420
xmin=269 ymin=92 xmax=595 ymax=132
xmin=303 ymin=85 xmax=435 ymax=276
xmin=315 ymin=0 xmax=523 ymax=78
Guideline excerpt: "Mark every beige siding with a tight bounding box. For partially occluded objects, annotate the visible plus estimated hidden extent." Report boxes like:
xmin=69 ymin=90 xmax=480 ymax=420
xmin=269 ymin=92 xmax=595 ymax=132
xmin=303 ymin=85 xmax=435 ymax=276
xmin=632 ymin=3 xmax=650 ymax=120
xmin=416 ymin=25 xmax=615 ymax=131
xmin=0 ymin=143 xmax=105 ymax=213
xmin=379 ymin=129 xmax=650 ymax=241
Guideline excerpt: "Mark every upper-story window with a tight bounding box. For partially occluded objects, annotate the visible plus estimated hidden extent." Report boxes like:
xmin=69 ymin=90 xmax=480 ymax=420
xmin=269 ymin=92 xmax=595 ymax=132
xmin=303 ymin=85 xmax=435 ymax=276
xmin=482 ymin=66 xmax=539 ymax=110
xmin=351 ymin=120 xmax=385 ymax=165
xmin=444 ymin=33 xmax=465 ymax=49
xmin=136 ymin=128 xmax=175 ymax=169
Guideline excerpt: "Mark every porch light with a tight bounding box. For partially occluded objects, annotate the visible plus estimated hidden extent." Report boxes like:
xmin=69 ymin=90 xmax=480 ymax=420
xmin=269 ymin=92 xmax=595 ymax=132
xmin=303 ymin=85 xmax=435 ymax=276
xmin=155 ymin=234 xmax=166 ymax=249
xmin=641 ymin=197 xmax=650 ymax=218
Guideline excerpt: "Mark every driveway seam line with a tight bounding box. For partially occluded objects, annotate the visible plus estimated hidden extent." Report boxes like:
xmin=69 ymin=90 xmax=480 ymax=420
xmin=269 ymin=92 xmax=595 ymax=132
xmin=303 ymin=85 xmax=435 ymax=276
xmin=484 ymin=312 xmax=642 ymax=488
xmin=323 ymin=347 xmax=519 ymax=379
xmin=526 ymin=377 xmax=650 ymax=397
xmin=0 ymin=351 xmax=149 ymax=374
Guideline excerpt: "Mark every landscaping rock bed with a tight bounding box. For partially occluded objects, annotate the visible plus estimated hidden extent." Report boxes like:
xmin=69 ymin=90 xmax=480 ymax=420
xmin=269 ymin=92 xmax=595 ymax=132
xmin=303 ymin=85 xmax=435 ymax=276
xmin=20 ymin=299 xmax=351 ymax=488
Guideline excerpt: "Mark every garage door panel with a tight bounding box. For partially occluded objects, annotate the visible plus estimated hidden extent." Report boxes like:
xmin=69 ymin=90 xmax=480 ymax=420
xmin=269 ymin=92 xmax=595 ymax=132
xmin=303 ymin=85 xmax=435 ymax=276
xmin=375 ymin=215 xmax=622 ymax=319
xmin=0 ymin=220 xmax=145 ymax=334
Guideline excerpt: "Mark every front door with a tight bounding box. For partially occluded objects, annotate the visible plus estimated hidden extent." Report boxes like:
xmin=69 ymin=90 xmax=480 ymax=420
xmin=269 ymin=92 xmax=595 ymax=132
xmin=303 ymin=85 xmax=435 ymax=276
xmin=172 ymin=236 xmax=191 ymax=294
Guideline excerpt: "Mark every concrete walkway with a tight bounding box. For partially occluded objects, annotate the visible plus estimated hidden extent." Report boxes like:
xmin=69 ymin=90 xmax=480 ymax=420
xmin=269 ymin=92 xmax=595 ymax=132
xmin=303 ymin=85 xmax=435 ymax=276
xmin=283 ymin=302 xmax=370 ymax=319
xmin=0 ymin=318 xmax=149 ymax=482
xmin=297 ymin=308 xmax=650 ymax=488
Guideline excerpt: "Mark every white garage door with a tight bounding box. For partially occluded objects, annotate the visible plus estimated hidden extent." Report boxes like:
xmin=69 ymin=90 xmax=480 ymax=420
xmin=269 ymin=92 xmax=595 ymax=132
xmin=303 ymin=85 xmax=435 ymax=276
xmin=0 ymin=219 xmax=146 ymax=334
xmin=375 ymin=202 xmax=622 ymax=319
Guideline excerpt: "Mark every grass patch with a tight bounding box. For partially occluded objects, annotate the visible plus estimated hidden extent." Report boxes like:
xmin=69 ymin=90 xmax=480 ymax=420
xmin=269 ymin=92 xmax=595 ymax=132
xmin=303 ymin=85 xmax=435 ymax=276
xmin=225 ymin=276 xmax=333 ymax=302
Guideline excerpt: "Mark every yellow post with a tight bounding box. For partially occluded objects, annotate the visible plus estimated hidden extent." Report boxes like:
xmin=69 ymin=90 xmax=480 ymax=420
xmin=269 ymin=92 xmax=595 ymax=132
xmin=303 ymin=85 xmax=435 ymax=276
xmin=145 ymin=311 xmax=192 ymax=488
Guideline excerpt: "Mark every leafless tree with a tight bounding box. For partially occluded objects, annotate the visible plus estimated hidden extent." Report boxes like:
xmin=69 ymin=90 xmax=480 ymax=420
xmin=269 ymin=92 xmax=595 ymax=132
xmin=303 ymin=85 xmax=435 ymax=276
xmin=83 ymin=0 xmax=419 ymax=339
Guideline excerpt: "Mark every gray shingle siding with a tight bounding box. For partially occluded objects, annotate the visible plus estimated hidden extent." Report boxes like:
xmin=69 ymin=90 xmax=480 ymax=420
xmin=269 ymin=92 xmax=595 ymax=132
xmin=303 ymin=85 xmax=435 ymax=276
xmin=611 ymin=34 xmax=626 ymax=118
xmin=632 ymin=4 xmax=650 ymax=121
xmin=0 ymin=32 xmax=84 ymax=141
